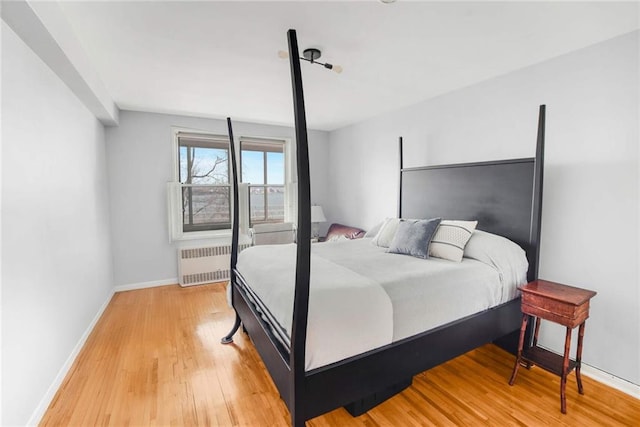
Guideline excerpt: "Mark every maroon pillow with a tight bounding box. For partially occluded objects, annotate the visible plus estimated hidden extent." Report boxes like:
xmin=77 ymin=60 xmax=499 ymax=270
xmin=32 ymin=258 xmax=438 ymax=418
xmin=324 ymin=223 xmax=365 ymax=241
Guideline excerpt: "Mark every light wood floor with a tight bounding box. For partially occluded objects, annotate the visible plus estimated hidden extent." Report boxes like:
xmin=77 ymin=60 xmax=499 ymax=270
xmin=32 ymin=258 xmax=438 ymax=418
xmin=41 ymin=283 xmax=639 ymax=426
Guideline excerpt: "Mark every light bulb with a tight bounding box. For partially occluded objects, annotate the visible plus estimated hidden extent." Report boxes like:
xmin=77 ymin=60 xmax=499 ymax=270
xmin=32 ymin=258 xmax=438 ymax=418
xmin=277 ymin=50 xmax=289 ymax=59
xmin=332 ymin=65 xmax=343 ymax=74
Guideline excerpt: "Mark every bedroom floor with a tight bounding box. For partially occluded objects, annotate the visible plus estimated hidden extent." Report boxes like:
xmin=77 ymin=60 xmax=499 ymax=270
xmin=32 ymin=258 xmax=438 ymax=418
xmin=41 ymin=283 xmax=638 ymax=426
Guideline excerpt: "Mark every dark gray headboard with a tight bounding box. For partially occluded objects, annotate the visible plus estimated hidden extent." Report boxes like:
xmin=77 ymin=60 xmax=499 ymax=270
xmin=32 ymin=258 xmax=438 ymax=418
xmin=399 ymin=106 xmax=545 ymax=282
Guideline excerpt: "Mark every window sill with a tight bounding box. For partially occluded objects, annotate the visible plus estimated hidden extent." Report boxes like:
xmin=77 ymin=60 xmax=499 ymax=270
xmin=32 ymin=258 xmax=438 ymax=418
xmin=176 ymin=229 xmax=230 ymax=241
xmin=172 ymin=230 xmax=252 ymax=246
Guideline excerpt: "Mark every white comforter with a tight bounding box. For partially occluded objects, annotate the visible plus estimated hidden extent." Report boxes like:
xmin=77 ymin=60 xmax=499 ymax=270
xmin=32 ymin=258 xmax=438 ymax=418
xmin=236 ymin=237 xmax=526 ymax=371
xmin=237 ymin=242 xmax=393 ymax=370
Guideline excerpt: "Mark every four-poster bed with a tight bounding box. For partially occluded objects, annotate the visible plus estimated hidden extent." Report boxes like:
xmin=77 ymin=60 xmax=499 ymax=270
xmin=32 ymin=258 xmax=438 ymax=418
xmin=222 ymin=29 xmax=545 ymax=427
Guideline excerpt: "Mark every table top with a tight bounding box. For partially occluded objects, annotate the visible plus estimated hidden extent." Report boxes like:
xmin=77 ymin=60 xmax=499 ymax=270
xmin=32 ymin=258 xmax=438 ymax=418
xmin=519 ymin=280 xmax=597 ymax=306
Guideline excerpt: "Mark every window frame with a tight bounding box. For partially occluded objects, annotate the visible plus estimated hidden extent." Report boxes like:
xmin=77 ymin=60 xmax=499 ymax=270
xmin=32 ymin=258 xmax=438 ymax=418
xmin=168 ymin=127 xmax=295 ymax=242
xmin=178 ymin=133 xmax=232 ymax=232
xmin=240 ymin=137 xmax=287 ymax=227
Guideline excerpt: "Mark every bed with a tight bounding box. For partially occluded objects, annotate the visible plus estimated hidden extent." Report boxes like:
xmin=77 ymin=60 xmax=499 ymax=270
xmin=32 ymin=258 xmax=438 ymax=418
xmin=236 ymin=234 xmax=530 ymax=371
xmin=221 ymin=29 xmax=545 ymax=426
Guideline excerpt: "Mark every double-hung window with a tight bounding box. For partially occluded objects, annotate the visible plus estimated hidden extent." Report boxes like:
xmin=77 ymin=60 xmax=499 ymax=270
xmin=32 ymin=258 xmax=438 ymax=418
xmin=240 ymin=138 xmax=286 ymax=226
xmin=169 ymin=129 xmax=293 ymax=241
xmin=177 ymin=132 xmax=231 ymax=232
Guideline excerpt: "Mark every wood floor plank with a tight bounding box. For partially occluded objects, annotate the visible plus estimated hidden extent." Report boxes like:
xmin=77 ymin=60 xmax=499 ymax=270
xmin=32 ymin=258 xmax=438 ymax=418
xmin=40 ymin=283 xmax=639 ymax=426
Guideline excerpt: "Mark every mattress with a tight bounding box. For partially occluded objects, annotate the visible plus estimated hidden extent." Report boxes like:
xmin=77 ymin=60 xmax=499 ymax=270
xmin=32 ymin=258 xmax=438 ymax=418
xmin=312 ymin=238 xmax=516 ymax=341
xmin=235 ymin=237 xmax=527 ymax=370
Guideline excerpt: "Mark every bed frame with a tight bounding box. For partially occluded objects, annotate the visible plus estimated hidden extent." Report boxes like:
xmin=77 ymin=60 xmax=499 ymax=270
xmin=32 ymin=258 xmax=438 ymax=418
xmin=222 ymin=29 xmax=545 ymax=427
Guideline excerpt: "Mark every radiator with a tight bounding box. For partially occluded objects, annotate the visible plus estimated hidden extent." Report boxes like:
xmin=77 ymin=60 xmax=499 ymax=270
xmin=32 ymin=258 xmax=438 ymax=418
xmin=178 ymin=244 xmax=251 ymax=287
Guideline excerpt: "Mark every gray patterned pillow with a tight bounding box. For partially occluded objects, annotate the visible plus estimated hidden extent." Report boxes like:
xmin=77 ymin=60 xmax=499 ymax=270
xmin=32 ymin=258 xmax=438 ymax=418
xmin=387 ymin=218 xmax=441 ymax=259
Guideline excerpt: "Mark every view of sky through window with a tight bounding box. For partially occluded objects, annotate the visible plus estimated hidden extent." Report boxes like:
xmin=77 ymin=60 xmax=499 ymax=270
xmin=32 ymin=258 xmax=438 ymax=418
xmin=179 ymin=146 xmax=229 ymax=184
xmin=242 ymin=151 xmax=284 ymax=184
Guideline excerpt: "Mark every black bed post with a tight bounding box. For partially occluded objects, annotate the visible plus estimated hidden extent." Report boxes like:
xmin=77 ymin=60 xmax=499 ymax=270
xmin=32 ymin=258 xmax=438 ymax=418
xmin=528 ymin=105 xmax=545 ymax=282
xmin=221 ymin=117 xmax=241 ymax=344
xmin=398 ymin=137 xmax=404 ymax=218
xmin=287 ymin=28 xmax=311 ymax=427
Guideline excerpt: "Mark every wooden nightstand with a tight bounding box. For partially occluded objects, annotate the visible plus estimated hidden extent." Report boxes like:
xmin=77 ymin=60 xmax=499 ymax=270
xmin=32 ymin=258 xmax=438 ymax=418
xmin=509 ymin=280 xmax=597 ymax=414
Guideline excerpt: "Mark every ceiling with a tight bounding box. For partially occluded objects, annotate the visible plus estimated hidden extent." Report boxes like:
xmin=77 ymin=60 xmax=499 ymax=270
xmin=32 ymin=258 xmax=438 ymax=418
xmin=57 ymin=1 xmax=639 ymax=131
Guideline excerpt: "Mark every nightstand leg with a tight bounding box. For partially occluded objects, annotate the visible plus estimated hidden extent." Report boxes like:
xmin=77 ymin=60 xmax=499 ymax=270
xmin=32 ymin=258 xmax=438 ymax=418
xmin=509 ymin=314 xmax=529 ymax=386
xmin=526 ymin=317 xmax=542 ymax=369
xmin=560 ymin=327 xmax=572 ymax=414
xmin=532 ymin=316 xmax=541 ymax=347
xmin=576 ymin=322 xmax=586 ymax=394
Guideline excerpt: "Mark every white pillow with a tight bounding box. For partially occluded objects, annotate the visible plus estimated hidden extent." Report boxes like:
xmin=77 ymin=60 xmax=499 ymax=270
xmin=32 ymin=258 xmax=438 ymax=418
xmin=326 ymin=234 xmax=349 ymax=242
xmin=364 ymin=220 xmax=385 ymax=238
xmin=371 ymin=218 xmax=402 ymax=248
xmin=463 ymin=230 xmax=529 ymax=290
xmin=429 ymin=220 xmax=478 ymax=262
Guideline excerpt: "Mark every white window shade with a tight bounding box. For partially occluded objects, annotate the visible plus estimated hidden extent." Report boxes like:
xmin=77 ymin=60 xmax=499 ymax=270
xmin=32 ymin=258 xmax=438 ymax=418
xmin=240 ymin=137 xmax=284 ymax=153
xmin=177 ymin=132 xmax=229 ymax=149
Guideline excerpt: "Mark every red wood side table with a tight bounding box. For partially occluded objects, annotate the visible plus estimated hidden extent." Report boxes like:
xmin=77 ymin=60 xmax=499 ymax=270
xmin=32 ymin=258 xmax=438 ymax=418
xmin=509 ymin=280 xmax=597 ymax=414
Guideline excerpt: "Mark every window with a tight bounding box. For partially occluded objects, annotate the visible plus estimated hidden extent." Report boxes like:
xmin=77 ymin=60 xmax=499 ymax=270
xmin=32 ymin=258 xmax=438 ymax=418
xmin=169 ymin=129 xmax=293 ymax=242
xmin=177 ymin=132 xmax=231 ymax=232
xmin=240 ymin=138 xmax=286 ymax=226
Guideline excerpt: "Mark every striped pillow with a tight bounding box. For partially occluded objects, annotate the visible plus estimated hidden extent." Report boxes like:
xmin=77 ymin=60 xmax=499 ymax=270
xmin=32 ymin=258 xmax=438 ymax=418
xmin=371 ymin=218 xmax=401 ymax=248
xmin=429 ymin=220 xmax=478 ymax=262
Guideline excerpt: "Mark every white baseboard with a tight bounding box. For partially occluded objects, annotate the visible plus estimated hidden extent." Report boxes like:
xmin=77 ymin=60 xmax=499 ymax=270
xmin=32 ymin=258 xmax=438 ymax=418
xmin=581 ymin=363 xmax=640 ymax=399
xmin=27 ymin=288 xmax=115 ymax=426
xmin=114 ymin=277 xmax=177 ymax=293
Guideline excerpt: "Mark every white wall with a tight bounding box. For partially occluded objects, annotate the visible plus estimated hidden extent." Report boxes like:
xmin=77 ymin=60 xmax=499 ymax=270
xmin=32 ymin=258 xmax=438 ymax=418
xmin=106 ymin=111 xmax=330 ymax=287
xmin=1 ymin=21 xmax=114 ymax=426
xmin=327 ymin=31 xmax=639 ymax=386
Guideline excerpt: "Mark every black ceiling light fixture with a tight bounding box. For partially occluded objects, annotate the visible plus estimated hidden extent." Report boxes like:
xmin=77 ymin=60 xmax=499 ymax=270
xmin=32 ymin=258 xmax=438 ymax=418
xmin=302 ymin=48 xmax=343 ymax=73
xmin=278 ymin=48 xmax=343 ymax=74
